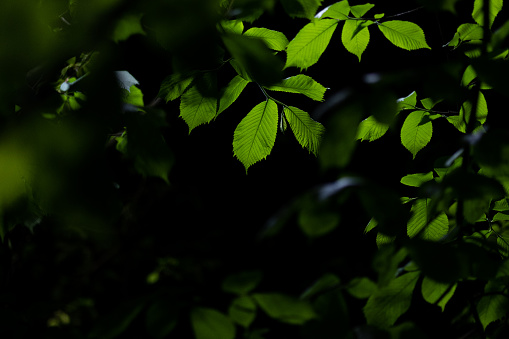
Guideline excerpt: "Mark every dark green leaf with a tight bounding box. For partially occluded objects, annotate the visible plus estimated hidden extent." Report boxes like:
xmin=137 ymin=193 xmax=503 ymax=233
xmin=315 ymin=1 xmax=350 ymax=19
xmin=301 ymin=273 xmax=340 ymax=300
xmin=111 ymin=13 xmax=146 ymax=43
xmin=347 ymin=277 xmax=377 ymax=299
xmin=145 ymin=300 xmax=179 ymax=339
xmin=159 ymin=73 xmax=194 ymax=102
xmin=229 ymin=296 xmax=257 ymax=328
xmin=253 ymin=293 xmax=317 ymax=325
xmin=421 ymin=277 xmax=457 ymax=311
xmin=280 ymin=0 xmax=323 ymax=20
xmin=400 ymin=172 xmax=434 ymax=187
xmin=222 ymin=270 xmax=263 ymax=295
xmin=191 ymin=308 xmax=236 ymax=339
xmin=472 ymin=0 xmax=503 ymax=28
xmin=401 ymin=111 xmax=433 ymax=158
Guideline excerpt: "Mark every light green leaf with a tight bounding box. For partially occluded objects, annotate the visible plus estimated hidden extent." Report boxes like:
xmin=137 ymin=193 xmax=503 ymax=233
xmin=191 ymin=308 xmax=235 ymax=339
xmin=233 ymin=100 xmax=278 ymax=171
xmin=407 ymin=199 xmax=449 ymax=240
xmin=253 ymin=293 xmax=317 ymax=325
xmin=281 ymin=0 xmax=323 ymax=20
xmin=111 ymin=13 xmax=145 ymax=43
xmin=219 ymin=20 xmax=244 ymax=34
xmin=446 ymin=91 xmax=488 ymax=133
xmin=421 ymin=277 xmax=457 ymax=312
xmin=123 ymin=86 xmax=144 ymax=107
xmin=401 ymin=111 xmax=433 ymax=158
xmin=397 ymin=91 xmax=417 ymax=111
xmin=341 ymin=19 xmax=371 ymax=61
xmin=363 ymin=271 xmax=420 ymax=328
xmin=350 ymin=3 xmax=374 ymax=18
xmin=228 ymin=296 xmax=257 ymax=328
xmin=283 ymin=106 xmax=325 ymax=155
xmin=265 ymin=74 xmax=327 ymax=101
xmin=420 ymin=97 xmax=442 ymax=110
xmin=244 ymin=27 xmax=289 ymax=51
xmin=364 ymin=218 xmax=377 ymax=233
xmin=180 ymin=86 xmax=217 ymax=133
xmin=218 ymin=76 xmax=250 ymax=115
xmin=315 ymin=0 xmax=350 ymax=19
xmin=159 ymin=73 xmax=194 ymax=102
xmin=378 ymin=20 xmax=431 ymax=51
xmin=356 ymin=116 xmax=390 ymax=142
xmin=222 ymin=270 xmax=263 ymax=295
xmin=285 ymin=19 xmax=338 ymax=70
xmin=472 ymin=0 xmax=503 ymax=28
xmin=400 ymin=172 xmax=434 ymax=187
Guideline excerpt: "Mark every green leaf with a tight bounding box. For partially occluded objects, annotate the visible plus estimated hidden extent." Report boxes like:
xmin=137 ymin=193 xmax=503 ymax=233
xmin=284 ymin=106 xmax=325 ymax=155
xmin=191 ymin=308 xmax=236 ymax=339
xmin=397 ymin=91 xmax=417 ymax=111
xmin=378 ymin=20 xmax=431 ymax=51
xmin=301 ymin=273 xmax=340 ymax=299
xmin=265 ymin=74 xmax=327 ymax=101
xmin=280 ymin=0 xmax=323 ymax=20
xmin=401 ymin=111 xmax=433 ymax=158
xmin=223 ymin=34 xmax=284 ymax=86
xmin=228 ymin=296 xmax=257 ymax=328
xmin=421 ymin=277 xmax=457 ymax=312
xmin=350 ymin=3 xmax=375 ymax=18
xmin=347 ymin=277 xmax=377 ymax=299
xmin=158 ymin=73 xmax=194 ymax=102
xmin=253 ymin=293 xmax=317 ymax=325
xmin=233 ymin=100 xmax=278 ymax=171
xmin=180 ymin=86 xmax=217 ymax=133
xmin=222 ymin=270 xmax=263 ymax=295
xmin=363 ymin=271 xmax=420 ymax=328
xmin=285 ymin=19 xmax=338 ymax=70
xmin=218 ymin=76 xmax=250 ymax=115
xmin=400 ymin=172 xmax=434 ymax=187
xmin=356 ymin=116 xmax=390 ymax=142
xmin=420 ymin=97 xmax=442 ymax=110
xmin=298 ymin=205 xmax=339 ymax=237
xmin=341 ymin=20 xmax=371 ymax=61
xmin=472 ymin=0 xmax=503 ymax=28
xmin=315 ymin=1 xmax=350 ymax=19
xmin=244 ymin=27 xmax=289 ymax=51
xmin=111 ymin=13 xmax=146 ymax=43
xmin=407 ymin=199 xmax=449 ymax=241
xmin=447 ymin=23 xmax=484 ymax=47
xmin=446 ymin=91 xmax=488 ymax=133
xmin=219 ymin=20 xmax=244 ymax=34
xmin=477 ymin=291 xmax=509 ymax=329
xmin=123 ymin=85 xmax=144 ymax=106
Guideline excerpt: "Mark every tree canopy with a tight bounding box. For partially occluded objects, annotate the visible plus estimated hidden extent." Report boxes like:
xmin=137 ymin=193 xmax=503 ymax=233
xmin=2 ymin=0 xmax=509 ymax=338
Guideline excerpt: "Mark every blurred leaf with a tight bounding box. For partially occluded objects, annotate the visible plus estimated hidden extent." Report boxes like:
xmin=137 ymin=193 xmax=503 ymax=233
xmin=417 ymin=0 xmax=459 ymax=13
xmin=477 ymin=280 xmax=509 ymax=330
xmin=253 ymin=293 xmax=317 ymax=325
xmin=228 ymin=296 xmax=257 ymax=328
xmin=191 ymin=308 xmax=236 ymax=339
xmin=347 ymin=277 xmax=377 ymax=299
xmin=301 ymin=273 xmax=340 ymax=300
xmin=298 ymin=204 xmax=339 ymax=237
xmin=401 ymin=172 xmax=434 ymax=187
xmin=472 ymin=0 xmax=503 ymax=28
xmin=421 ymin=277 xmax=457 ymax=311
xmin=111 ymin=13 xmax=146 ymax=43
xmin=222 ymin=270 xmax=263 ymax=295
xmin=363 ymin=271 xmax=420 ymax=329
xmin=474 ymin=129 xmax=509 ymax=178
xmin=145 ymin=300 xmax=179 ymax=339
xmin=159 ymin=73 xmax=194 ymax=102
xmin=280 ymin=0 xmax=323 ymax=19
xmin=89 ymin=299 xmax=146 ymax=339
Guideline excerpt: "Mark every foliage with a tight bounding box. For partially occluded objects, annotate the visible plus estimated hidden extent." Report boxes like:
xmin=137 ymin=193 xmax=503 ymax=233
xmin=2 ymin=0 xmax=509 ymax=338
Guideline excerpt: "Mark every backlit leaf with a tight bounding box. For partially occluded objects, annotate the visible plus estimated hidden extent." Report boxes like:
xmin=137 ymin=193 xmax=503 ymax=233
xmin=378 ymin=20 xmax=431 ymax=51
xmin=401 ymin=111 xmax=433 ymax=158
xmin=218 ymin=75 xmax=250 ymax=115
xmin=477 ymin=280 xmax=509 ymax=330
xmin=191 ymin=308 xmax=235 ymax=339
xmin=407 ymin=199 xmax=448 ymax=241
xmin=285 ymin=19 xmax=338 ymax=70
xmin=350 ymin=3 xmax=375 ymax=18
xmin=253 ymin=293 xmax=317 ymax=325
xmin=244 ymin=27 xmax=289 ymax=51
xmin=397 ymin=91 xmax=417 ymax=111
xmin=233 ymin=100 xmax=278 ymax=171
xmin=356 ymin=116 xmax=390 ymax=142
xmin=341 ymin=19 xmax=371 ymax=61
xmin=421 ymin=277 xmax=457 ymax=312
xmin=284 ymin=106 xmax=325 ymax=155
xmin=472 ymin=0 xmax=503 ymax=28
xmin=180 ymin=86 xmax=217 ymax=133
xmin=446 ymin=91 xmax=487 ymax=133
xmin=265 ymin=74 xmax=327 ymax=101
xmin=400 ymin=172 xmax=434 ymax=187
xmin=315 ymin=0 xmax=350 ymax=19
xmin=363 ymin=271 xmax=420 ymax=328
xmin=158 ymin=73 xmax=194 ymax=102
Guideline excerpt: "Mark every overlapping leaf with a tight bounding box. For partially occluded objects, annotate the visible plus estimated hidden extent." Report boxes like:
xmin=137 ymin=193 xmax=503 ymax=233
xmin=407 ymin=199 xmax=448 ymax=240
xmin=180 ymin=85 xmax=217 ymax=133
xmin=265 ymin=74 xmax=327 ymax=101
xmin=218 ymin=75 xmax=250 ymax=115
xmin=159 ymin=73 xmax=194 ymax=102
xmin=315 ymin=0 xmax=350 ymax=19
xmin=356 ymin=116 xmax=390 ymax=142
xmin=472 ymin=0 xmax=503 ymax=28
xmin=285 ymin=19 xmax=338 ymax=70
xmin=421 ymin=278 xmax=457 ymax=311
xmin=190 ymin=308 xmax=235 ymax=339
xmin=341 ymin=19 xmax=371 ymax=61
xmin=233 ymin=100 xmax=278 ymax=171
xmin=378 ymin=20 xmax=431 ymax=51
xmin=284 ymin=106 xmax=324 ymax=155
xmin=244 ymin=27 xmax=289 ymax=51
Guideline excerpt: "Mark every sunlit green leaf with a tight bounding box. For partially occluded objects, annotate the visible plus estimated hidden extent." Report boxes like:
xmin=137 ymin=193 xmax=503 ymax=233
xmin=180 ymin=86 xmax=217 ymax=133
xmin=233 ymin=100 xmax=278 ymax=171
xmin=350 ymin=3 xmax=374 ymax=18
xmin=265 ymin=74 xmax=327 ymax=101
xmin=356 ymin=116 xmax=390 ymax=142
xmin=219 ymin=20 xmax=244 ymax=34
xmin=364 ymin=271 xmax=420 ymax=328
xmin=400 ymin=172 xmax=434 ymax=187
xmin=472 ymin=0 xmax=503 ymax=28
xmin=315 ymin=0 xmax=350 ymax=19
xmin=253 ymin=293 xmax=317 ymax=324
xmin=341 ymin=20 xmax=371 ymax=61
xmin=191 ymin=308 xmax=235 ymax=339
xmin=378 ymin=20 xmax=431 ymax=50
xmin=477 ymin=280 xmax=509 ymax=330
xmin=446 ymin=91 xmax=487 ymax=133
xmin=407 ymin=199 xmax=448 ymax=240
xmin=244 ymin=27 xmax=289 ymax=51
xmin=285 ymin=19 xmax=338 ymax=70
xmin=218 ymin=75 xmax=250 ymax=115
xmin=283 ymin=106 xmax=324 ymax=155
xmin=401 ymin=111 xmax=433 ymax=158
xmin=397 ymin=91 xmax=417 ymax=111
